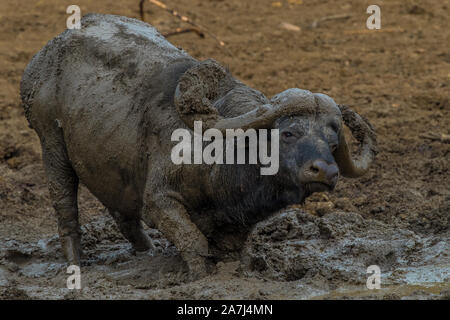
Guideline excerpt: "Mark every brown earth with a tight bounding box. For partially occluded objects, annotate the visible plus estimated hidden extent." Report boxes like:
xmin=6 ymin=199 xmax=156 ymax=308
xmin=0 ymin=0 xmax=448 ymax=299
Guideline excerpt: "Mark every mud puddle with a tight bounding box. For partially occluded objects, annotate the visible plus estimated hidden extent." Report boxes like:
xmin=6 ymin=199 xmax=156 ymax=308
xmin=0 ymin=209 xmax=448 ymax=299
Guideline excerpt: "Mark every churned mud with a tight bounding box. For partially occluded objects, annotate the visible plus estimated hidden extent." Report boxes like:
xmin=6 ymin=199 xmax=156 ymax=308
xmin=0 ymin=210 xmax=448 ymax=299
xmin=0 ymin=0 xmax=449 ymax=299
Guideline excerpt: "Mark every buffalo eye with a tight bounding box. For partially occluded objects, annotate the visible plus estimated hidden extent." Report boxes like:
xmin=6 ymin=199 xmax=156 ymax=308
xmin=328 ymin=121 xmax=339 ymax=133
xmin=330 ymin=143 xmax=338 ymax=153
xmin=282 ymin=131 xmax=293 ymax=138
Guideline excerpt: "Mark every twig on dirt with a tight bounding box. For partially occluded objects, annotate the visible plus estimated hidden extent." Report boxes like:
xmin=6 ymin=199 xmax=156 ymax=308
xmin=140 ymin=0 xmax=204 ymax=39
xmin=139 ymin=0 xmax=231 ymax=56
xmin=419 ymin=133 xmax=450 ymax=143
xmin=311 ymin=14 xmax=352 ymax=28
xmin=163 ymin=27 xmax=205 ymax=38
xmin=139 ymin=0 xmax=146 ymax=20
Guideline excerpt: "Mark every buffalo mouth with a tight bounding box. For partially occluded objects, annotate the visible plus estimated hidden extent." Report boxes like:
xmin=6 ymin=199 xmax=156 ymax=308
xmin=304 ymin=182 xmax=334 ymax=195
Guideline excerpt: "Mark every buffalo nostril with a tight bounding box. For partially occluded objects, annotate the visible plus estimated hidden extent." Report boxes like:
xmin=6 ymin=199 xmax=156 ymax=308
xmin=311 ymin=166 xmax=320 ymax=173
xmin=310 ymin=160 xmax=339 ymax=184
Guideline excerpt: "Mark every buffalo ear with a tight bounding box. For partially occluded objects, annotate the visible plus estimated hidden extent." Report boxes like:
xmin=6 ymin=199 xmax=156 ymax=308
xmin=174 ymin=59 xmax=233 ymax=130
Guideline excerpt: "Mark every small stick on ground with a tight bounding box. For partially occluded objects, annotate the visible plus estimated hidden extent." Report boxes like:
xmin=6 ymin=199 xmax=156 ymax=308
xmin=139 ymin=0 xmax=146 ymax=20
xmin=139 ymin=0 xmax=231 ymax=56
xmin=163 ymin=27 xmax=205 ymax=38
xmin=311 ymin=14 xmax=352 ymax=28
xmin=419 ymin=133 xmax=450 ymax=143
xmin=140 ymin=0 xmax=203 ymax=39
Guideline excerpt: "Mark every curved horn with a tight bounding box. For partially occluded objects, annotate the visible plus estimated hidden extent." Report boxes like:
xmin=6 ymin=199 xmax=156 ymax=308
xmin=174 ymin=62 xmax=311 ymax=133
xmin=334 ymin=104 xmax=378 ymax=178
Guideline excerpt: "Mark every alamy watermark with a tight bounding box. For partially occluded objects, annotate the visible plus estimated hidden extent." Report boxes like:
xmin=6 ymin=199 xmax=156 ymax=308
xmin=67 ymin=265 xmax=81 ymax=289
xmin=366 ymin=5 xmax=381 ymax=30
xmin=66 ymin=5 xmax=81 ymax=30
xmin=171 ymin=121 xmax=280 ymax=175
xmin=65 ymin=3 xmax=382 ymax=33
xmin=366 ymin=265 xmax=381 ymax=289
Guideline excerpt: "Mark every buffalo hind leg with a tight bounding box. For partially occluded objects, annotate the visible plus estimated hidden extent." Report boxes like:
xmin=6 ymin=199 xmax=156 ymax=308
xmin=108 ymin=210 xmax=155 ymax=252
xmin=41 ymin=133 xmax=81 ymax=266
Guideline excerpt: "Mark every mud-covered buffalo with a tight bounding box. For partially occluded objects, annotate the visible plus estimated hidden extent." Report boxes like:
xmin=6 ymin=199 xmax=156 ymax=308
xmin=0 ymin=0 xmax=448 ymax=300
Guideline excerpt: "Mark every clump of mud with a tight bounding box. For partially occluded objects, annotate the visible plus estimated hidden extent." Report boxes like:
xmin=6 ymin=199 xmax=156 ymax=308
xmin=242 ymin=209 xmax=449 ymax=287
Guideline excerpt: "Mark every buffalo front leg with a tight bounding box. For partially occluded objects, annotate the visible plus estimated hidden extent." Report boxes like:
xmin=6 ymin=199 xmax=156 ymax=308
xmin=40 ymin=135 xmax=81 ymax=266
xmin=108 ymin=210 xmax=155 ymax=253
xmin=142 ymin=192 xmax=209 ymax=280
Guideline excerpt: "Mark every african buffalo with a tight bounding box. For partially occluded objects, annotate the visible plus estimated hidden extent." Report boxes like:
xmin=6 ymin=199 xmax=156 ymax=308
xmin=20 ymin=14 xmax=376 ymax=279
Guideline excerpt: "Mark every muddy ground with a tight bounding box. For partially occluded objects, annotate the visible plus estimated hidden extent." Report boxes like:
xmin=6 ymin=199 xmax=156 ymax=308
xmin=0 ymin=0 xmax=448 ymax=299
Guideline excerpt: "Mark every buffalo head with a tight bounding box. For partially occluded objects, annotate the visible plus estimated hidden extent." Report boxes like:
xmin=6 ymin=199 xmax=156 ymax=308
xmin=173 ymin=59 xmax=377 ymax=202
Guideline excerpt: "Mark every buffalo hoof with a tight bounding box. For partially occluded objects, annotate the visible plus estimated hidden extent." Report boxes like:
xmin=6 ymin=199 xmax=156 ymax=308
xmin=60 ymin=235 xmax=81 ymax=267
xmin=186 ymin=255 xmax=209 ymax=281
